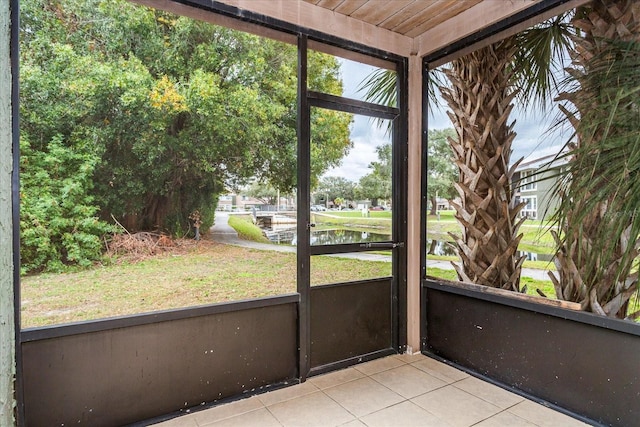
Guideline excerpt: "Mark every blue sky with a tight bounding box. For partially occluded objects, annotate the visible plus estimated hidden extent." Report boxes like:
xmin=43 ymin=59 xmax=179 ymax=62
xmin=324 ymin=59 xmax=570 ymax=181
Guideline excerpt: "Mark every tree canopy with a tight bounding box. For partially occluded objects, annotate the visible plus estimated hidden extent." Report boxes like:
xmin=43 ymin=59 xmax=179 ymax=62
xmin=427 ymin=129 xmax=458 ymax=214
xmin=20 ymin=0 xmax=351 ymax=271
xmin=356 ymin=144 xmax=392 ymax=206
xmin=318 ymin=176 xmax=356 ymax=206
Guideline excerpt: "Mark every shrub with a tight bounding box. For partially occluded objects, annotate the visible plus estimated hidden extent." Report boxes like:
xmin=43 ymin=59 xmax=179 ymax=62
xmin=20 ymin=135 xmax=116 ymax=273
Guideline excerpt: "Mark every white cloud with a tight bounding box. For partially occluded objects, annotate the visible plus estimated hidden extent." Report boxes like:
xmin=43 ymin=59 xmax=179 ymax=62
xmin=324 ymin=115 xmax=390 ymax=182
xmin=321 ymin=59 xmax=391 ymax=182
xmin=339 ymin=58 xmax=379 ymax=101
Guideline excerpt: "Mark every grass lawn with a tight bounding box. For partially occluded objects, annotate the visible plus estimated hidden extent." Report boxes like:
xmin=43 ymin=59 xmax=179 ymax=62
xmin=312 ymin=212 xmax=391 ymax=229
xmin=21 ymin=210 xmax=636 ymax=328
xmin=22 ymin=238 xmax=563 ymax=328
xmin=21 ymin=242 xmax=296 ymax=327
xmin=21 ymin=242 xmax=395 ymax=328
xmin=228 ymin=214 xmax=270 ymax=242
xmin=427 ymin=211 xmax=556 ymax=252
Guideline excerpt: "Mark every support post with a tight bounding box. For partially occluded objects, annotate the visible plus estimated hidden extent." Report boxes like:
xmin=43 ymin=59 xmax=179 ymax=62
xmin=406 ymin=53 xmax=422 ymax=353
xmin=0 ymin=0 xmax=16 ymax=425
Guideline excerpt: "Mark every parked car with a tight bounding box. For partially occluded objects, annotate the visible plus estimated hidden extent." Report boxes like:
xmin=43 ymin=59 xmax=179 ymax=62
xmin=369 ymin=206 xmax=385 ymax=211
xmin=310 ymin=205 xmax=327 ymax=211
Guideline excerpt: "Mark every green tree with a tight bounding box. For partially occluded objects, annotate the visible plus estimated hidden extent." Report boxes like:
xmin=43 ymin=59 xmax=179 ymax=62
xmin=310 ymin=107 xmax=354 ymax=191
xmin=244 ymin=181 xmax=281 ymax=206
xmin=318 ymin=176 xmax=356 ymax=205
xmin=20 ymin=0 xmax=351 ymax=242
xmin=427 ymin=129 xmax=458 ymax=215
xmin=356 ymin=144 xmax=392 ymax=206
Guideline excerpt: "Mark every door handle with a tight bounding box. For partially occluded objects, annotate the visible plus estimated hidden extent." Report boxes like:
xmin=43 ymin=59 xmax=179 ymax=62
xmin=359 ymin=242 xmax=404 ymax=249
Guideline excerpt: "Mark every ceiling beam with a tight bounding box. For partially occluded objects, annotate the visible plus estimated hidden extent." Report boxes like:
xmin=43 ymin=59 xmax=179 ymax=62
xmin=415 ymin=0 xmax=543 ymax=58
xmin=132 ymin=1 xmax=590 ymax=65
xmin=131 ymin=0 xmax=407 ymax=67
xmin=422 ymin=0 xmax=590 ymax=67
xmin=213 ymin=0 xmax=413 ymax=57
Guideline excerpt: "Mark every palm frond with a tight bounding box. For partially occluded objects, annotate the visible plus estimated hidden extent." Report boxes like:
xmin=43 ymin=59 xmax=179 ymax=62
xmin=512 ymin=12 xmax=575 ymax=112
xmin=358 ymin=69 xmax=397 ymax=133
xmin=551 ymin=35 xmax=640 ymax=316
xmin=358 ymin=66 xmax=445 ymax=133
xmin=426 ymin=68 xmax=445 ymax=110
xmin=357 ymin=68 xmax=397 ymax=108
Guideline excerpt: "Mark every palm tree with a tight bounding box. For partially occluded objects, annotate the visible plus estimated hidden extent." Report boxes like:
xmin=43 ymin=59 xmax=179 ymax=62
xmin=361 ymin=15 xmax=571 ymax=292
xmin=362 ymin=1 xmax=640 ymax=318
xmin=437 ymin=17 xmax=572 ymax=292
xmin=550 ymin=0 xmax=640 ymax=319
xmin=439 ymin=39 xmax=525 ymax=291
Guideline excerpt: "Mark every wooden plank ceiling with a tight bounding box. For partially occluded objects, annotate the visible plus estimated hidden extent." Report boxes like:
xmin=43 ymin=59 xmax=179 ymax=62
xmin=303 ymin=0 xmax=484 ymax=39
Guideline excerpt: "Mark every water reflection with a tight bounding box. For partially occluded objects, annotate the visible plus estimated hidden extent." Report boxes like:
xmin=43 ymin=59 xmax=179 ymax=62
xmin=427 ymin=239 xmax=456 ymax=256
xmin=265 ymin=227 xmax=391 ymax=245
xmin=264 ymin=231 xmax=552 ymax=261
xmin=427 ymin=239 xmax=553 ymax=262
xmin=311 ymin=229 xmax=390 ymax=245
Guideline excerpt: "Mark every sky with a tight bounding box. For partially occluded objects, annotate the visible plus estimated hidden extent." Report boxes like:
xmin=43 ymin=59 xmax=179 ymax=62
xmin=323 ymin=59 xmax=570 ymax=182
xmin=428 ymin=97 xmax=571 ymax=162
xmin=322 ymin=60 xmax=394 ymax=182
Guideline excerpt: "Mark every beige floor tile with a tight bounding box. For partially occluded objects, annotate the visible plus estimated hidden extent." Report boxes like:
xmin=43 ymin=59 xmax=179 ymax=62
xmin=323 ymin=377 xmax=405 ymax=418
xmin=411 ymin=385 xmax=502 ymax=427
xmin=257 ymin=381 xmax=319 ymax=406
xmin=453 ymin=376 xmax=523 ymax=409
xmin=151 ymin=413 xmax=199 ymax=427
xmin=201 ymin=408 xmax=281 ymax=427
xmin=352 ymin=356 xmax=405 ymax=376
xmin=473 ymin=411 xmax=537 ymax=427
xmin=193 ymin=396 xmax=264 ymax=425
xmin=359 ymin=400 xmax=452 ymax=427
xmin=371 ymin=364 xmax=448 ymax=399
xmin=508 ymin=400 xmax=589 ymax=427
xmin=309 ymin=367 xmax=366 ymax=390
xmin=268 ymin=391 xmax=355 ymax=427
xmin=392 ymin=353 xmax=428 ymax=364
xmin=411 ymin=358 xmax=469 ymax=384
xmin=339 ymin=420 xmax=368 ymax=427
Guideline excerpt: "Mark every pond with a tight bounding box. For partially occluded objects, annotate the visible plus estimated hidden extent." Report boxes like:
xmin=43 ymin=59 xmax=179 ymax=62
xmin=262 ymin=229 xmax=553 ymax=261
xmin=310 ymin=229 xmax=391 ymax=246
xmin=263 ymin=226 xmax=391 ymax=246
xmin=427 ymin=239 xmax=554 ymax=262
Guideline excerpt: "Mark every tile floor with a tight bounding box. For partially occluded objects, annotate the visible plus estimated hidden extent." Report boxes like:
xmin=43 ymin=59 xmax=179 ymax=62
xmin=152 ymin=354 xmax=589 ymax=427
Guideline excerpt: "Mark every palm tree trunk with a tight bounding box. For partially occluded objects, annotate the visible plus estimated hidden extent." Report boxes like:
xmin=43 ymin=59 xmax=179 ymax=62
xmin=440 ymin=39 xmax=526 ymax=292
xmin=551 ymin=0 xmax=640 ymax=318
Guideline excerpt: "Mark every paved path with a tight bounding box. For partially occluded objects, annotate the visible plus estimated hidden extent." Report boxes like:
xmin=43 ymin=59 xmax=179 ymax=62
xmin=210 ymin=212 xmax=554 ymax=280
xmin=210 ymin=212 xmax=295 ymax=253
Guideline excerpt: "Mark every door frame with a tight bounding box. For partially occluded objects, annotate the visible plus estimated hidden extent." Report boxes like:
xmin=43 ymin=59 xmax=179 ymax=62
xmin=297 ymin=35 xmax=408 ymax=379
